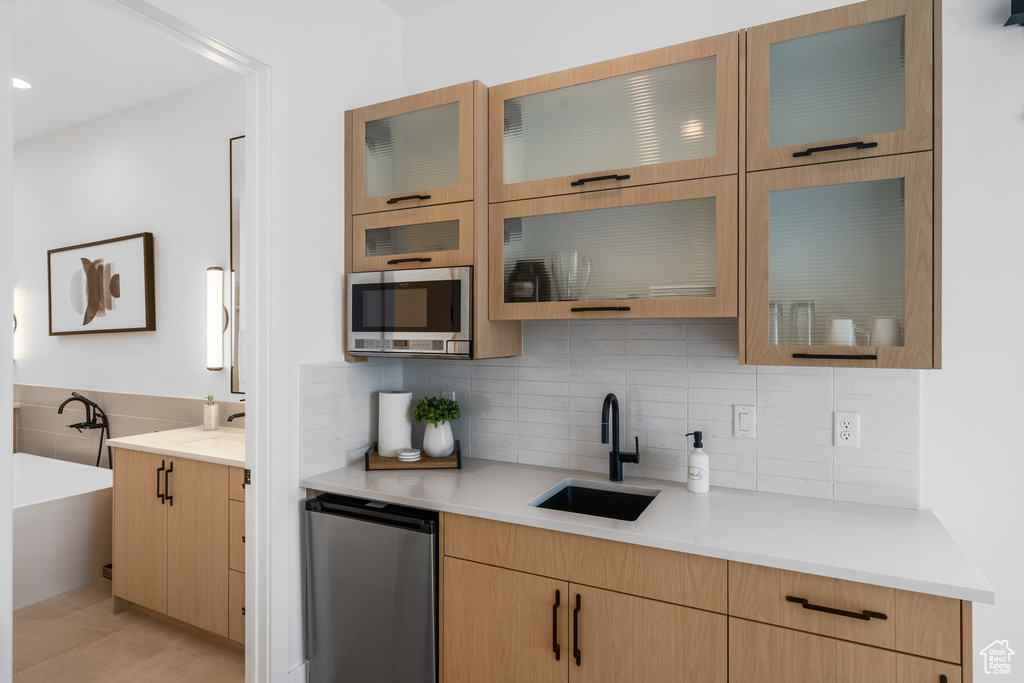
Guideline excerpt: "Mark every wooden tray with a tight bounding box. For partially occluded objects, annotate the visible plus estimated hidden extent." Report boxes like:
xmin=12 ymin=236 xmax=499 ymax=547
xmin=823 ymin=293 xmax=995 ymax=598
xmin=364 ymin=441 xmax=462 ymax=471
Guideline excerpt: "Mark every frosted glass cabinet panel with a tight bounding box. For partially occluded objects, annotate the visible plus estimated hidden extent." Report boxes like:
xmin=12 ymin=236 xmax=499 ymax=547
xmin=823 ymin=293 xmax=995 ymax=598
xmin=747 ymin=0 xmax=933 ymax=171
xmin=352 ymin=202 xmax=476 ymax=272
xmin=350 ymin=82 xmax=484 ymax=215
xmin=745 ymin=153 xmax=935 ymax=368
xmin=490 ymin=178 xmax=737 ymax=320
xmin=489 ymin=33 xmax=738 ymax=203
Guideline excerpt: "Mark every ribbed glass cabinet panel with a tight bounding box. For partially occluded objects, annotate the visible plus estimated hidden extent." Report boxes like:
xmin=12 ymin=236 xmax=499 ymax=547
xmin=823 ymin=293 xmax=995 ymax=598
xmin=768 ymin=179 xmax=905 ymax=347
xmin=364 ymin=220 xmax=460 ymax=258
xmin=503 ymin=58 xmax=717 ymax=185
xmin=364 ymin=102 xmax=460 ymax=199
xmin=502 ymin=199 xmax=716 ymax=304
xmin=769 ymin=17 xmax=905 ymax=149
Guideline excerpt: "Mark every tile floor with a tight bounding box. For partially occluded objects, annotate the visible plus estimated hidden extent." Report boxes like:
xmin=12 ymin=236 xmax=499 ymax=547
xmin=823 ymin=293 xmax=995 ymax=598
xmin=13 ymin=579 xmax=244 ymax=682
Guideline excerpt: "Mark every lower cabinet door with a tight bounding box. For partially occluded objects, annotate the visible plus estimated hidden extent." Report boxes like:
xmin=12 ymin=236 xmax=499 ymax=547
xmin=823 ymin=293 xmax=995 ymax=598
xmin=228 ymin=570 xmax=245 ymax=645
xmin=112 ymin=449 xmax=168 ymax=613
xmin=569 ymin=584 xmax=727 ymax=683
xmin=730 ymin=618 xmax=961 ymax=683
xmin=444 ymin=558 xmax=568 ymax=683
xmin=166 ymin=457 xmax=230 ymax=637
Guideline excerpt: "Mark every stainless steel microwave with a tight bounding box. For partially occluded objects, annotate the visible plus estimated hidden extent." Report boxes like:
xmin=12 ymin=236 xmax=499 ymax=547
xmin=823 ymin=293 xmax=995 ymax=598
xmin=348 ymin=267 xmax=473 ymax=359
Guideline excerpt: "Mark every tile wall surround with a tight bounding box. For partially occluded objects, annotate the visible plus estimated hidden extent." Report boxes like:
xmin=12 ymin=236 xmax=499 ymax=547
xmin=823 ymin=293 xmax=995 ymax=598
xmin=301 ymin=320 xmax=921 ymax=508
xmin=13 ymin=384 xmax=245 ymax=467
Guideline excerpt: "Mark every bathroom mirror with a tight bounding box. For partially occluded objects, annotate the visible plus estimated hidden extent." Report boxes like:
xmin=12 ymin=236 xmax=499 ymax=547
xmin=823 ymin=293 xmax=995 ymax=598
xmin=230 ymin=135 xmax=245 ymax=394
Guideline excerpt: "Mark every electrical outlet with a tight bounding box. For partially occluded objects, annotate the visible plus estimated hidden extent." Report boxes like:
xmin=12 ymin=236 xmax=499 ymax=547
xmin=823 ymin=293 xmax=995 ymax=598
xmin=833 ymin=412 xmax=860 ymax=448
xmin=733 ymin=405 xmax=756 ymax=438
xmin=440 ymin=390 xmax=456 ymax=402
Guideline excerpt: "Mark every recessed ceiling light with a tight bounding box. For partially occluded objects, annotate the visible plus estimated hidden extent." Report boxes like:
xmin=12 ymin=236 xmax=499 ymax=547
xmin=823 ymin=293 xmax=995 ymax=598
xmin=12 ymin=77 xmax=33 ymax=90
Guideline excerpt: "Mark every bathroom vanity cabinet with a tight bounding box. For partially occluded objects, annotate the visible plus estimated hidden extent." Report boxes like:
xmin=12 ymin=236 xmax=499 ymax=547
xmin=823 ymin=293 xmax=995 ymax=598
xmin=111 ymin=447 xmax=239 ymax=642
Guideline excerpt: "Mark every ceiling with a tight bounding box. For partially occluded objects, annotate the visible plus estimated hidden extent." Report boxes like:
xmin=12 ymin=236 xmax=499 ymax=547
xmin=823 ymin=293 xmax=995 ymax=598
xmin=377 ymin=0 xmax=460 ymax=19
xmin=12 ymin=0 xmax=236 ymax=143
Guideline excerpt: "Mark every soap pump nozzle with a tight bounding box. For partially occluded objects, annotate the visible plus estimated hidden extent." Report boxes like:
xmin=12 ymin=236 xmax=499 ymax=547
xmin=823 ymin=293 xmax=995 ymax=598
xmin=685 ymin=430 xmax=703 ymax=448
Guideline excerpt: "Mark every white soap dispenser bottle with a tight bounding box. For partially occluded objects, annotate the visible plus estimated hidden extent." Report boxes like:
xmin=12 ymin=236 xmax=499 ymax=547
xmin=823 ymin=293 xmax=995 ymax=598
xmin=685 ymin=431 xmax=709 ymax=494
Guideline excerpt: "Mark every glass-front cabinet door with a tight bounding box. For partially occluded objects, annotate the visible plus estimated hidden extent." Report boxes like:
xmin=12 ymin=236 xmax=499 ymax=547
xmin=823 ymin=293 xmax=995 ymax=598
xmin=351 ymin=202 xmax=476 ymax=272
xmin=747 ymin=0 xmax=933 ymax=171
xmin=745 ymin=153 xmax=934 ymax=368
xmin=489 ymin=33 xmax=738 ymax=203
xmin=350 ymin=81 xmax=483 ymax=215
xmin=489 ymin=178 xmax=737 ymax=320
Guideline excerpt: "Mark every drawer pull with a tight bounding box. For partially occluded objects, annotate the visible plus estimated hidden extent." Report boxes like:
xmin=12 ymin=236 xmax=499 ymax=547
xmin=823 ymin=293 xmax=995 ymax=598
xmin=156 ymin=460 xmax=165 ymax=504
xmin=792 ymin=141 xmax=878 ymax=158
xmin=940 ymin=677 xmax=947 ymax=683
xmin=573 ymin=593 xmax=581 ymax=666
xmin=385 ymin=194 xmax=431 ymax=205
xmin=552 ymin=589 xmax=561 ymax=661
xmin=570 ymin=173 xmax=630 ymax=187
xmin=792 ymin=353 xmax=878 ymax=361
xmin=570 ymin=306 xmax=631 ymax=313
xmin=386 ymin=257 xmax=433 ymax=265
xmin=785 ymin=596 xmax=887 ymax=621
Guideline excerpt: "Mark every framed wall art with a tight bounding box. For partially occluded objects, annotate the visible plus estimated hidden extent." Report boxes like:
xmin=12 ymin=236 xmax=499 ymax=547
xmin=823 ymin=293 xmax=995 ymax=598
xmin=47 ymin=232 xmax=156 ymax=335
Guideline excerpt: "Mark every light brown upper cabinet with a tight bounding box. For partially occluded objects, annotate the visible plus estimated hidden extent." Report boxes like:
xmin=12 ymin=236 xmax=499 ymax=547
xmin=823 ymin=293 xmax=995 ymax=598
xmin=489 ymin=33 xmax=739 ymax=204
xmin=350 ymin=81 xmax=484 ymax=215
xmin=490 ymin=177 xmax=737 ymax=320
xmin=351 ymin=201 xmax=476 ymax=272
xmin=747 ymin=0 xmax=934 ymax=171
xmin=745 ymin=153 xmax=935 ymax=368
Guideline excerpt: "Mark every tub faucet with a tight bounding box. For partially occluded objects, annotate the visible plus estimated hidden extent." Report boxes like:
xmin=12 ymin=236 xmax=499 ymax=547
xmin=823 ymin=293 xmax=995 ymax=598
xmin=57 ymin=392 xmax=111 ymax=468
xmin=601 ymin=393 xmax=639 ymax=482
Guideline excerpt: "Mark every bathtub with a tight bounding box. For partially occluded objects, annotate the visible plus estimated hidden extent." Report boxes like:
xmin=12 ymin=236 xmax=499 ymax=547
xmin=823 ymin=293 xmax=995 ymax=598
xmin=13 ymin=453 xmax=113 ymax=610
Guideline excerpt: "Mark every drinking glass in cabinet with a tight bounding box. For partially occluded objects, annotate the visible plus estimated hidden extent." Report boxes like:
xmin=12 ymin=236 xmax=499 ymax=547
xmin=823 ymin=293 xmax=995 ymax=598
xmin=551 ymin=251 xmax=593 ymax=302
xmin=768 ymin=178 xmax=905 ymax=347
xmin=364 ymin=102 xmax=460 ymax=200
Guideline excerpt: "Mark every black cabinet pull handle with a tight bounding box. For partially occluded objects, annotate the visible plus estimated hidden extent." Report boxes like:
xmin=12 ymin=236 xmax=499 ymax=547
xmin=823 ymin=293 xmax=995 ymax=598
xmin=552 ymin=589 xmax=561 ymax=661
xmin=570 ymin=306 xmax=631 ymax=313
xmin=570 ymin=173 xmax=630 ymax=187
xmin=386 ymin=257 xmax=433 ymax=265
xmin=242 ymin=535 xmax=246 ymax=543
xmin=786 ymin=596 xmax=887 ymax=621
xmin=792 ymin=353 xmax=878 ymax=361
xmin=156 ymin=460 xmax=165 ymax=504
xmin=165 ymin=461 xmax=174 ymax=507
xmin=572 ymin=593 xmax=581 ymax=666
xmin=940 ymin=676 xmax=947 ymax=683
xmin=385 ymin=194 xmax=431 ymax=205
xmin=793 ymin=141 xmax=878 ymax=158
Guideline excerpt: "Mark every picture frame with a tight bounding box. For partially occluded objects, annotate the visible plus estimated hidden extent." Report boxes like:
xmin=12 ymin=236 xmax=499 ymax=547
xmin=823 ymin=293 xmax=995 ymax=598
xmin=47 ymin=232 xmax=156 ymax=335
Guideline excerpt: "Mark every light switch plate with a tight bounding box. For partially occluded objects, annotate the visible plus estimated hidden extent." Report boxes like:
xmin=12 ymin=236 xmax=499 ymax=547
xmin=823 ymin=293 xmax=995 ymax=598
xmin=440 ymin=390 xmax=456 ymax=402
xmin=833 ymin=412 xmax=860 ymax=448
xmin=733 ymin=405 xmax=756 ymax=438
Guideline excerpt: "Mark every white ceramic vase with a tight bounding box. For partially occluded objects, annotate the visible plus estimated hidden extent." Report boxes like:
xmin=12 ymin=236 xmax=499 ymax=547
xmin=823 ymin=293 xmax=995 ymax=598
xmin=423 ymin=421 xmax=455 ymax=458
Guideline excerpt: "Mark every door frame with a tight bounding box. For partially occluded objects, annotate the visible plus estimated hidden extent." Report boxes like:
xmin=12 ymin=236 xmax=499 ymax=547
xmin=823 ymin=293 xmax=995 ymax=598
xmin=2 ymin=1 xmax=291 ymax=681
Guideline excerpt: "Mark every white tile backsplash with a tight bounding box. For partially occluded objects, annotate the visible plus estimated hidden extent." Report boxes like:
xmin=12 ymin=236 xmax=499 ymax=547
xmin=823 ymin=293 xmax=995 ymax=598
xmin=299 ymin=319 xmax=922 ymax=507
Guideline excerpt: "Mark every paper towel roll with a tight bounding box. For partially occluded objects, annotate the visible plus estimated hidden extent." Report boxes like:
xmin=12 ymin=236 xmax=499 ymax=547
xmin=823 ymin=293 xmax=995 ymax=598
xmin=378 ymin=391 xmax=413 ymax=457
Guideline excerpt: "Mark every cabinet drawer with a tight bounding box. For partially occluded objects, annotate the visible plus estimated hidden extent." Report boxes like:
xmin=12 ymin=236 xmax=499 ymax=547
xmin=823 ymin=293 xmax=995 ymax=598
xmin=443 ymin=513 xmax=570 ymax=580
xmin=729 ymin=562 xmax=960 ymax=663
xmin=729 ymin=618 xmax=960 ymax=683
xmin=229 ymin=500 xmax=245 ymax=573
xmin=229 ymin=569 xmax=245 ymax=645
xmin=229 ymin=467 xmax=246 ymax=503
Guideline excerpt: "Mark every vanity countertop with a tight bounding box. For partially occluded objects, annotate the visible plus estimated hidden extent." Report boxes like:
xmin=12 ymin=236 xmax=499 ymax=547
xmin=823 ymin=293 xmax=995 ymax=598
xmin=302 ymin=458 xmax=994 ymax=604
xmin=108 ymin=426 xmax=244 ymax=467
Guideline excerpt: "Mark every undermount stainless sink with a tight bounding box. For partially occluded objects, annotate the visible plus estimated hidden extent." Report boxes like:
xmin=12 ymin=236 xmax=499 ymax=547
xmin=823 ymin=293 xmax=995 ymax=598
xmin=529 ymin=479 xmax=660 ymax=522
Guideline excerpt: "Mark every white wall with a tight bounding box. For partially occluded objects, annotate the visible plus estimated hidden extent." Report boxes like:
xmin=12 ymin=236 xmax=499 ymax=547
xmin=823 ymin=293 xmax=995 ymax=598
xmin=398 ymin=0 xmax=1023 ymax=677
xmin=13 ymin=76 xmax=244 ymax=401
xmin=921 ymin=0 xmax=1024 ymax=670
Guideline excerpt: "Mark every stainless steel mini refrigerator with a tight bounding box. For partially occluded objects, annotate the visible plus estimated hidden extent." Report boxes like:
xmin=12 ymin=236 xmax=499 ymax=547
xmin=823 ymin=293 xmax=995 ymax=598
xmin=305 ymin=493 xmax=438 ymax=683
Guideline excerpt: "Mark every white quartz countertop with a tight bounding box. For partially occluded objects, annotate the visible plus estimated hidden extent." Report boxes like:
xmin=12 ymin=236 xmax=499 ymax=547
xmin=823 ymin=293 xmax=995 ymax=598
xmin=108 ymin=426 xmax=245 ymax=467
xmin=302 ymin=458 xmax=994 ymax=604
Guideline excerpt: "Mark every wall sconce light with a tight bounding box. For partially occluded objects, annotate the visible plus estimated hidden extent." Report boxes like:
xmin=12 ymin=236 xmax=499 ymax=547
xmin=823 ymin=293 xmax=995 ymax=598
xmin=207 ymin=267 xmax=226 ymax=371
xmin=1007 ymin=0 xmax=1024 ymax=25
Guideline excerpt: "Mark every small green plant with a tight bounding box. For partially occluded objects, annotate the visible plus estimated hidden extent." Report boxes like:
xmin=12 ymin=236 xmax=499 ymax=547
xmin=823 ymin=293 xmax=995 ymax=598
xmin=413 ymin=395 xmax=461 ymax=427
